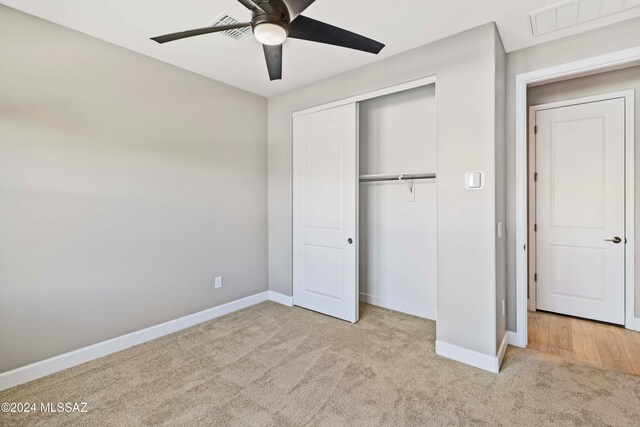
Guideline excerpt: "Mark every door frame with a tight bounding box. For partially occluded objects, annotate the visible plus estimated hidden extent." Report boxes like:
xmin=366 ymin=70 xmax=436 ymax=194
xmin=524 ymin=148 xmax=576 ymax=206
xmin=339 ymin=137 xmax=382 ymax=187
xmin=527 ymin=91 xmax=635 ymax=323
xmin=514 ymin=47 xmax=640 ymax=348
xmin=292 ymin=75 xmax=437 ymax=118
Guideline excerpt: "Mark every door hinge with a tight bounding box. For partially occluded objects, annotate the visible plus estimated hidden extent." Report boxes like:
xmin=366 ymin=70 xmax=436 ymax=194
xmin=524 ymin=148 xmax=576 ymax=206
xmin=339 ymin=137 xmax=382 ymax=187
xmin=534 ymin=273 xmax=537 ymax=282
xmin=534 ymin=125 xmax=538 ymax=134
xmin=534 ymin=172 xmax=538 ymax=182
xmin=534 ymin=224 xmax=537 ymax=232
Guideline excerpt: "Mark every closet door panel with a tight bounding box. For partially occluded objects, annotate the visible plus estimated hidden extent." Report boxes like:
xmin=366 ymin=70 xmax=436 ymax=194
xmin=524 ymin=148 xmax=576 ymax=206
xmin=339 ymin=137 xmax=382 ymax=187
xmin=293 ymin=104 xmax=358 ymax=323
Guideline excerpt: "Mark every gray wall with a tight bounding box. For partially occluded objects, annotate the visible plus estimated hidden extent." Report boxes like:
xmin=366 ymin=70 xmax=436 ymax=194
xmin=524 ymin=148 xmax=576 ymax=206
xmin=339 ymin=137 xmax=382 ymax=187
xmin=528 ymin=65 xmax=640 ymax=317
xmin=268 ymin=24 xmax=504 ymax=357
xmin=505 ymin=17 xmax=640 ymax=331
xmin=0 ymin=6 xmax=268 ymax=373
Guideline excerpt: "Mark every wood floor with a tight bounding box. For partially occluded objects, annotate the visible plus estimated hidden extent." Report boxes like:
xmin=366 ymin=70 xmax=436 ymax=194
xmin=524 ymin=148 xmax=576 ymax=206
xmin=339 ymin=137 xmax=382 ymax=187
xmin=528 ymin=310 xmax=640 ymax=376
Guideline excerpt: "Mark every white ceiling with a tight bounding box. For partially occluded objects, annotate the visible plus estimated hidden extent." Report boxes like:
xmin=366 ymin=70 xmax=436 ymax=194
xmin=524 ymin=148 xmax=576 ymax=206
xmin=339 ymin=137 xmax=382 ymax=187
xmin=3 ymin=0 xmax=640 ymax=97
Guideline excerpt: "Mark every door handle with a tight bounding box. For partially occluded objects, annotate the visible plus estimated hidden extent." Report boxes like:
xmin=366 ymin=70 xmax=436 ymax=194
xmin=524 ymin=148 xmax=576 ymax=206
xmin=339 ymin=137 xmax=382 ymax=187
xmin=604 ymin=236 xmax=622 ymax=244
xmin=347 ymin=238 xmax=353 ymax=244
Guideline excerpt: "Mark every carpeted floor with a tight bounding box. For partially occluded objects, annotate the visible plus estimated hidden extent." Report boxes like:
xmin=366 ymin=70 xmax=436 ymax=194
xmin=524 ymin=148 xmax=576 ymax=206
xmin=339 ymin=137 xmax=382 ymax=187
xmin=1 ymin=302 xmax=640 ymax=426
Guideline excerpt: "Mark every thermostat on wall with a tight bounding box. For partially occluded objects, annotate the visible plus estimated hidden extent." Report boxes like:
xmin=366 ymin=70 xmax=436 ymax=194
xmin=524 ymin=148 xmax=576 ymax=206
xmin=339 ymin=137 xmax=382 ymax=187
xmin=465 ymin=171 xmax=484 ymax=189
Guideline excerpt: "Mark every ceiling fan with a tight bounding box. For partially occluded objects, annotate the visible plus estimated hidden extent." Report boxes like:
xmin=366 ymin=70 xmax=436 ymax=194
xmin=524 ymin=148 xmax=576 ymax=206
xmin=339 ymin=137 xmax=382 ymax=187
xmin=151 ymin=0 xmax=385 ymax=81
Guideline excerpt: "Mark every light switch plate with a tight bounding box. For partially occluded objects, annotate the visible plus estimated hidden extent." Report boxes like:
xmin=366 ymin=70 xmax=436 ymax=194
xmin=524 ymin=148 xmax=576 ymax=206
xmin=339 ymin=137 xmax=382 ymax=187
xmin=465 ymin=171 xmax=484 ymax=189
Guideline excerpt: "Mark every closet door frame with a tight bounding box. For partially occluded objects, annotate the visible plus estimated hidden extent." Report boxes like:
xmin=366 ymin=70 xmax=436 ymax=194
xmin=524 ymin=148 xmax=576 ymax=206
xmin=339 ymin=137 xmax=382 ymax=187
xmin=292 ymin=76 xmax=437 ymax=119
xmin=291 ymin=75 xmax=438 ymax=321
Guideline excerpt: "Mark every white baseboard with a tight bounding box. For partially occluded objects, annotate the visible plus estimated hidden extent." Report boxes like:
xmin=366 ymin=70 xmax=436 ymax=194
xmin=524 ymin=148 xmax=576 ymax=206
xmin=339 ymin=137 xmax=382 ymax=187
xmin=0 ymin=291 xmax=270 ymax=392
xmin=506 ymin=330 xmax=525 ymax=348
xmin=435 ymin=340 xmax=502 ymax=373
xmin=628 ymin=317 xmax=640 ymax=332
xmin=359 ymin=292 xmax=436 ymax=321
xmin=268 ymin=291 xmax=294 ymax=307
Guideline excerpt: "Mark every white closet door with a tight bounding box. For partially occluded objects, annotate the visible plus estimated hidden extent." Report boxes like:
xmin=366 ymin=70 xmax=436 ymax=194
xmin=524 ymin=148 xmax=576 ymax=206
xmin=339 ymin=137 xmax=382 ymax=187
xmin=535 ymin=98 xmax=625 ymax=324
xmin=293 ymin=104 xmax=358 ymax=323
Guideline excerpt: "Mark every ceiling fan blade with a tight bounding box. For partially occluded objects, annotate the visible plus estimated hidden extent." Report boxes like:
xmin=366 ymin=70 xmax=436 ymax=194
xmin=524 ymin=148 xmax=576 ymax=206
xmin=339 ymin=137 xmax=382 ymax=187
xmin=151 ymin=23 xmax=251 ymax=44
xmin=288 ymin=16 xmax=384 ymax=54
xmin=236 ymin=0 xmax=265 ymax=13
xmin=282 ymin=0 xmax=317 ymax=21
xmin=263 ymin=44 xmax=283 ymax=81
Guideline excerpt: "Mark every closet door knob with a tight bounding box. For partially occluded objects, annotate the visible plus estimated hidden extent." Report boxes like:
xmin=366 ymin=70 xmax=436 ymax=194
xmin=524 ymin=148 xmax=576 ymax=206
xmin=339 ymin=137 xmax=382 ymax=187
xmin=347 ymin=238 xmax=353 ymax=244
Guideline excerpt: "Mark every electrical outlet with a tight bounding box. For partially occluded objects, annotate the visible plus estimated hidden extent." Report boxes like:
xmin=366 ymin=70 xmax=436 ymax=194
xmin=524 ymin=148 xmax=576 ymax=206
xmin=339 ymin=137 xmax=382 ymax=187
xmin=215 ymin=276 xmax=222 ymax=289
xmin=502 ymin=299 xmax=505 ymax=316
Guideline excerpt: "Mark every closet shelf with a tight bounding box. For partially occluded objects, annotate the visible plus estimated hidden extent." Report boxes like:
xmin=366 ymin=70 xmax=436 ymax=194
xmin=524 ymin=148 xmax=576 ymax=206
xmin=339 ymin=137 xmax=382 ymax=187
xmin=359 ymin=172 xmax=436 ymax=183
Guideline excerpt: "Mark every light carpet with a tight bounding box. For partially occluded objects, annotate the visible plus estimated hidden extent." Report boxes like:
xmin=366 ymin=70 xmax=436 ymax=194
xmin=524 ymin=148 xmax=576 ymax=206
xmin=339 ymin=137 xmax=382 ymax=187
xmin=1 ymin=302 xmax=639 ymax=426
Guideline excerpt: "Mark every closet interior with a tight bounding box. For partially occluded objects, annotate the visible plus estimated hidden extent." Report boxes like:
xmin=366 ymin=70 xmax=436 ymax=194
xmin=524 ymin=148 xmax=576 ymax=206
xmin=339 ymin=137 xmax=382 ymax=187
xmin=358 ymin=83 xmax=437 ymax=320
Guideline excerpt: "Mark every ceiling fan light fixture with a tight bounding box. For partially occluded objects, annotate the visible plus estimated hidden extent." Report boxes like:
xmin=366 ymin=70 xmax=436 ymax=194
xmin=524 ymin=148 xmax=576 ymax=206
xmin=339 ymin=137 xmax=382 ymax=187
xmin=253 ymin=22 xmax=287 ymax=45
xmin=151 ymin=0 xmax=386 ymax=81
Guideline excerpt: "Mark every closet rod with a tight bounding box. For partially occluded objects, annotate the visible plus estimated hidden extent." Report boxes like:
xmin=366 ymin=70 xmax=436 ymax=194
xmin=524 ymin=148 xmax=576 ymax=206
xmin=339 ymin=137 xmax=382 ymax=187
xmin=359 ymin=172 xmax=436 ymax=183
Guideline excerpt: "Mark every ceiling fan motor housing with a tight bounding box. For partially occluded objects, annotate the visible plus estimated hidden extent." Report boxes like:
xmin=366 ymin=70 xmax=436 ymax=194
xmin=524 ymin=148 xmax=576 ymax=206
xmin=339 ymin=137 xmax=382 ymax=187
xmin=251 ymin=2 xmax=290 ymax=35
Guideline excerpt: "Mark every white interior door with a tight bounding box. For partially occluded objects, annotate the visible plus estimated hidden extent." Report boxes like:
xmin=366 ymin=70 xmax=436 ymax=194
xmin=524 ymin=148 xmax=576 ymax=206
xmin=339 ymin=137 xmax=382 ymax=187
xmin=535 ymin=98 xmax=625 ymax=324
xmin=293 ymin=104 xmax=358 ymax=322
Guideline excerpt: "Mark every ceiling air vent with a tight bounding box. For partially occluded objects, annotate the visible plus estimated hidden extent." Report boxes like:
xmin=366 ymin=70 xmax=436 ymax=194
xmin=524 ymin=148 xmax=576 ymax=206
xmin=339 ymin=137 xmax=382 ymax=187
xmin=208 ymin=13 xmax=252 ymax=41
xmin=530 ymin=0 xmax=640 ymax=36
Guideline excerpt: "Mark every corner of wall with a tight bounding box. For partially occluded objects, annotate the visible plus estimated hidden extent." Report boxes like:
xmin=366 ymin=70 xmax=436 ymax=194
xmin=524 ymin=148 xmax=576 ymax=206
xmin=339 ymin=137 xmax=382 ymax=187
xmin=494 ymin=23 xmax=508 ymax=353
